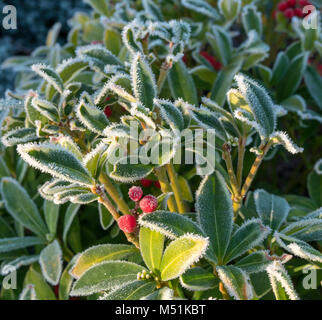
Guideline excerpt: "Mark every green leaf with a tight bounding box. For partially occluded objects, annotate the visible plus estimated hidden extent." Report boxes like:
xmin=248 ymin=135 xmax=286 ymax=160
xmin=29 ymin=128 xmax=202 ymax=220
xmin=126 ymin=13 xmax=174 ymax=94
xmin=98 ymin=202 xmax=114 ymax=230
xmin=254 ymin=189 xmax=290 ymax=230
xmin=24 ymin=265 xmax=56 ymax=300
xmin=180 ymin=267 xmax=218 ymax=291
xmin=304 ymin=65 xmax=322 ymax=110
xmin=154 ymin=99 xmax=184 ymax=132
xmin=235 ymin=251 xmax=271 ymax=274
xmin=84 ymin=0 xmax=110 ymax=16
xmin=182 ymin=0 xmax=221 ymax=20
xmin=57 ymin=58 xmax=88 ymax=84
xmin=71 ymin=261 xmax=147 ymax=296
xmin=1 ymin=127 xmax=38 ymax=147
xmin=31 ymin=98 xmax=60 ymax=123
xmin=266 ymin=261 xmax=299 ymax=300
xmin=44 ymin=200 xmax=59 ymax=237
xmin=17 ymin=143 xmax=95 ymax=187
xmin=39 ymin=240 xmax=63 ymax=285
xmin=210 ymin=59 xmax=242 ymax=106
xmin=223 ymin=219 xmax=271 ymax=264
xmin=196 ymin=172 xmax=233 ymax=263
xmin=0 ymin=237 xmax=44 ymax=253
xmin=111 ymin=156 xmax=154 ymax=183
xmin=76 ymin=99 xmax=109 ymax=134
xmin=1 ymin=177 xmax=48 ymax=239
xmin=104 ymin=28 xmax=122 ymax=56
xmin=168 ymin=60 xmax=198 ymax=106
xmin=59 ymin=255 xmax=78 ymax=300
xmin=217 ymin=266 xmax=253 ymax=300
xmin=131 ymin=52 xmax=156 ymax=110
xmin=141 ymin=287 xmax=174 ymax=300
xmin=139 ymin=227 xmax=164 ymax=274
xmin=277 ymin=52 xmax=309 ymax=101
xmin=308 ymin=168 xmax=322 ymax=207
xmin=160 ymin=234 xmax=209 ymax=281
xmin=63 ymin=203 xmax=81 ymax=244
xmin=271 ymin=52 xmax=290 ymax=86
xmin=101 ymin=280 xmax=156 ymax=300
xmin=235 ymin=73 xmax=276 ymax=138
xmin=242 ymin=4 xmax=262 ymax=36
xmin=76 ymin=44 xmax=123 ymax=75
xmin=71 ymin=244 xmax=138 ymax=278
xmin=19 ymin=284 xmax=37 ymax=300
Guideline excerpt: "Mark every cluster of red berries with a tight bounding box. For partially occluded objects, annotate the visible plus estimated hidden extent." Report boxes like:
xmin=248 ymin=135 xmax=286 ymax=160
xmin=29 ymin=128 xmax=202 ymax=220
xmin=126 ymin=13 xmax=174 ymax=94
xmin=277 ymin=0 xmax=312 ymax=19
xmin=140 ymin=178 xmax=161 ymax=189
xmin=117 ymin=186 xmax=158 ymax=233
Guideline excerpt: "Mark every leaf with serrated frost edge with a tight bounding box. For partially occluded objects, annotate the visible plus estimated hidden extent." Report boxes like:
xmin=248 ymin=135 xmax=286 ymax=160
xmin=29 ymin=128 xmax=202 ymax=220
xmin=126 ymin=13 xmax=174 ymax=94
xmin=159 ymin=233 xmax=209 ymax=281
xmin=17 ymin=143 xmax=94 ymax=187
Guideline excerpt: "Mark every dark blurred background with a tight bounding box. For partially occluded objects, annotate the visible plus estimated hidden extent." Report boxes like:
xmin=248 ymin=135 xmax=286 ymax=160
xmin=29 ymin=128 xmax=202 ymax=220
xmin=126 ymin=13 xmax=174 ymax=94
xmin=0 ymin=0 xmax=89 ymax=95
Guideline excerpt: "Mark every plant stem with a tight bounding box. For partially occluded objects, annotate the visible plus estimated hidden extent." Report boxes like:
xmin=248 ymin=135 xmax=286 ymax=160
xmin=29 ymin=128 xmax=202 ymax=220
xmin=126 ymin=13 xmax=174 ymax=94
xmin=157 ymin=61 xmax=172 ymax=94
xmin=236 ymin=135 xmax=247 ymax=191
xmin=98 ymin=190 xmax=139 ymax=248
xmin=222 ymin=144 xmax=239 ymax=198
xmin=99 ymin=172 xmax=131 ymax=215
xmin=237 ymin=142 xmax=273 ymax=209
xmin=154 ymin=167 xmax=178 ymax=212
xmin=166 ymin=163 xmax=186 ymax=214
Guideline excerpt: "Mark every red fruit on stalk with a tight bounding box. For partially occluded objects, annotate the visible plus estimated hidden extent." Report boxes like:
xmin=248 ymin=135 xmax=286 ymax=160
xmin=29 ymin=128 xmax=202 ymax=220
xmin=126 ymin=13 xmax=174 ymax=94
xmin=299 ymin=0 xmax=311 ymax=6
xmin=117 ymin=215 xmax=137 ymax=233
xmin=104 ymin=106 xmax=112 ymax=118
xmin=139 ymin=195 xmax=158 ymax=213
xmin=154 ymin=181 xmax=161 ymax=189
xmin=128 ymin=186 xmax=143 ymax=202
xmin=278 ymin=2 xmax=288 ymax=11
xmin=140 ymin=179 xmax=152 ymax=188
xmin=284 ymin=8 xmax=295 ymax=18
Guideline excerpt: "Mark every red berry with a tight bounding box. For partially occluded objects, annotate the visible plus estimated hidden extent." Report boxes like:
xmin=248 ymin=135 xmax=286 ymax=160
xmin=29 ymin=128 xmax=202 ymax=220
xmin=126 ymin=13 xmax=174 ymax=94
xmin=117 ymin=215 xmax=137 ymax=233
xmin=182 ymin=53 xmax=188 ymax=65
xmin=286 ymin=0 xmax=296 ymax=7
xmin=140 ymin=179 xmax=152 ymax=188
xmin=278 ymin=2 xmax=288 ymax=11
xmin=128 ymin=186 xmax=143 ymax=202
xmin=294 ymin=8 xmax=303 ymax=17
xmin=140 ymin=195 xmax=158 ymax=213
xmin=284 ymin=8 xmax=295 ymax=18
xmin=104 ymin=106 xmax=112 ymax=118
xmin=299 ymin=0 xmax=311 ymax=6
xmin=154 ymin=181 xmax=161 ymax=189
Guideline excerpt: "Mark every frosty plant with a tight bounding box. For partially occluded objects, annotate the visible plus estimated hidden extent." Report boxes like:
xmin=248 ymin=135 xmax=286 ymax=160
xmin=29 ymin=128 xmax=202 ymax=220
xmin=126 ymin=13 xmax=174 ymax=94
xmin=0 ymin=0 xmax=321 ymax=301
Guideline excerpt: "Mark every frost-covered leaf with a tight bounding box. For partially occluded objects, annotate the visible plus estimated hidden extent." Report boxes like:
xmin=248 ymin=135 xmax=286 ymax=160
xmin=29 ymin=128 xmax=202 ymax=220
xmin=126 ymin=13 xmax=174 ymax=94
xmin=217 ymin=265 xmax=253 ymax=300
xmin=223 ymin=219 xmax=271 ymax=264
xmin=139 ymin=227 xmax=164 ymax=274
xmin=1 ymin=255 xmax=39 ymax=276
xmin=141 ymin=287 xmax=174 ymax=300
xmin=98 ymin=202 xmax=114 ymax=230
xmin=76 ymin=44 xmax=123 ymax=75
xmin=1 ymin=128 xmax=38 ymax=147
xmin=76 ymin=99 xmax=109 ymax=135
xmin=0 ymin=237 xmax=44 ymax=253
xmin=254 ymin=189 xmax=290 ymax=230
xmin=270 ymin=131 xmax=304 ymax=154
xmin=242 ymin=4 xmax=262 ymax=36
xmin=182 ymin=0 xmax=221 ymax=20
xmin=19 ymin=284 xmax=37 ymax=300
xmin=271 ymin=52 xmax=290 ymax=86
xmin=308 ymin=170 xmax=322 ymax=207
xmin=71 ymin=244 xmax=137 ymax=278
xmin=168 ymin=60 xmax=198 ymax=106
xmin=63 ymin=203 xmax=81 ymax=244
xmin=32 ymin=98 xmax=60 ymax=123
xmin=219 ymin=0 xmax=241 ymax=24
xmin=71 ymin=261 xmax=146 ymax=296
xmin=235 ymin=73 xmax=276 ymax=138
xmin=196 ymin=172 xmax=233 ymax=264
xmin=160 ymin=234 xmax=209 ymax=281
xmin=17 ymin=143 xmax=94 ymax=187
xmin=58 ymin=255 xmax=78 ymax=300
xmin=304 ymin=65 xmax=322 ymax=110
xmin=110 ymin=156 xmax=154 ymax=183
xmin=39 ymin=240 xmax=63 ymax=286
xmin=101 ymin=280 xmax=156 ymax=300
xmin=31 ymin=64 xmax=64 ymax=94
xmin=84 ymin=0 xmax=110 ymax=16
xmin=154 ymin=99 xmax=184 ymax=132
xmin=1 ymin=177 xmax=48 ymax=239
xmin=131 ymin=52 xmax=156 ymax=110
xmin=52 ymin=135 xmax=83 ymax=162
xmin=235 ymin=251 xmax=272 ymax=274
xmin=266 ymin=261 xmax=299 ymax=300
xmin=180 ymin=267 xmax=218 ymax=291
xmin=57 ymin=58 xmax=88 ymax=84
